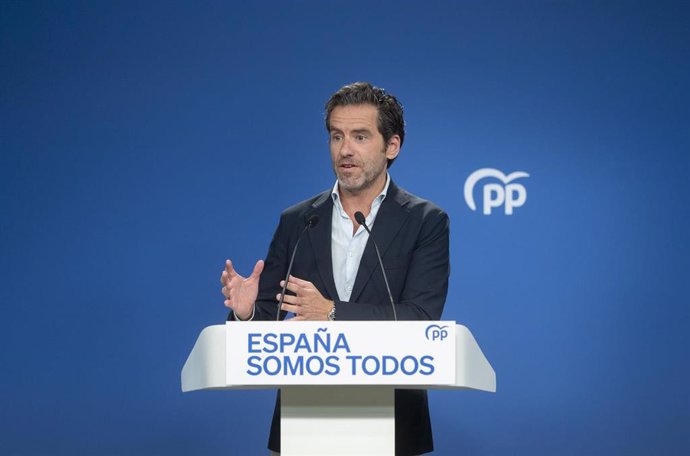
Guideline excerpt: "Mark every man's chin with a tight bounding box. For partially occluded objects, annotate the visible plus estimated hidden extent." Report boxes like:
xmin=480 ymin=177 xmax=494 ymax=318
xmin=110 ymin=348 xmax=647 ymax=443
xmin=337 ymin=177 xmax=365 ymax=193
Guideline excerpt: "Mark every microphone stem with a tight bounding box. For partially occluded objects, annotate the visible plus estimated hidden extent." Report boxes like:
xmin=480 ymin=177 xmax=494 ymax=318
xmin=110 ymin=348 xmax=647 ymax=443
xmin=371 ymin=238 xmax=397 ymax=321
xmin=276 ymin=235 xmax=303 ymax=321
xmin=354 ymin=211 xmax=398 ymax=321
xmin=275 ymin=216 xmax=318 ymax=321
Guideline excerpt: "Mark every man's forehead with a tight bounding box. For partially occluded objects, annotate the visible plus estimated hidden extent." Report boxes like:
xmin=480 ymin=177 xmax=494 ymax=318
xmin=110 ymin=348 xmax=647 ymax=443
xmin=329 ymin=104 xmax=378 ymax=130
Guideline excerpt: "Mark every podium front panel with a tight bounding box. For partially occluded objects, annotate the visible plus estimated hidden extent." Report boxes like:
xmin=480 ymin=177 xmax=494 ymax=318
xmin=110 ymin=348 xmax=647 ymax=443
xmin=226 ymin=321 xmax=456 ymax=386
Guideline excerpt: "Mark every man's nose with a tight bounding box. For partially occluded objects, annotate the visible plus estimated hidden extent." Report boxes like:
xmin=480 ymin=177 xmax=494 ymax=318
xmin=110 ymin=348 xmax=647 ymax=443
xmin=338 ymin=137 xmax=354 ymax=156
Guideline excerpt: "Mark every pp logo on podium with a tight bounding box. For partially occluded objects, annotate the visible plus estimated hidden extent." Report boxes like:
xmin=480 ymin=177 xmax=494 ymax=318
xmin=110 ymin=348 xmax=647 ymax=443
xmin=426 ymin=325 xmax=449 ymax=341
xmin=464 ymin=168 xmax=529 ymax=215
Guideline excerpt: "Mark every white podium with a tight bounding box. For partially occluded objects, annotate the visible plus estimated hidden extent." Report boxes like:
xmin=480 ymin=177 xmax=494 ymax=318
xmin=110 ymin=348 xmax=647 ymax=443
xmin=181 ymin=321 xmax=495 ymax=455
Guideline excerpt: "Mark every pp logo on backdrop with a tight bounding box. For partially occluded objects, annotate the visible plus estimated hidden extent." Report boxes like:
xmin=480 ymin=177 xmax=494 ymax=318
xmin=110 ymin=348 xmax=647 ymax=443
xmin=464 ymin=168 xmax=529 ymax=215
xmin=425 ymin=324 xmax=448 ymax=341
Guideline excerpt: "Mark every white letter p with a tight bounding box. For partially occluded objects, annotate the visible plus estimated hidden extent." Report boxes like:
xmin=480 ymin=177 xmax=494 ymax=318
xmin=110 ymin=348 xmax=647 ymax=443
xmin=483 ymin=183 xmax=505 ymax=215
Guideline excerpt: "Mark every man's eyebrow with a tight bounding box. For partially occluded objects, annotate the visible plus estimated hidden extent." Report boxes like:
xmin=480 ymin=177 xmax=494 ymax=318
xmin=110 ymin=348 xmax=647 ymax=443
xmin=328 ymin=127 xmax=373 ymax=135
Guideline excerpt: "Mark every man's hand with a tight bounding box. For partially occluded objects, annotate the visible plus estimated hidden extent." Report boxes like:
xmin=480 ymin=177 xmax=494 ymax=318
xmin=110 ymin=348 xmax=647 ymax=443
xmin=277 ymin=275 xmax=334 ymax=321
xmin=220 ymin=259 xmax=264 ymax=320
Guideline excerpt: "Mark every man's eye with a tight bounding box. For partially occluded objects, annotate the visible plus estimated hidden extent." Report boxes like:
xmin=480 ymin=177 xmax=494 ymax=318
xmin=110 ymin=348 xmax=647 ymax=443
xmin=356 ymin=135 xmax=367 ymax=141
xmin=331 ymin=135 xmax=342 ymax=142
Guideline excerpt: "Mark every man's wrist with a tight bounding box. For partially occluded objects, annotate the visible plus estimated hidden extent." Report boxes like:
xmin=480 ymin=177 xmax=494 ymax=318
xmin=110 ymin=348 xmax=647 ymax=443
xmin=234 ymin=305 xmax=256 ymax=321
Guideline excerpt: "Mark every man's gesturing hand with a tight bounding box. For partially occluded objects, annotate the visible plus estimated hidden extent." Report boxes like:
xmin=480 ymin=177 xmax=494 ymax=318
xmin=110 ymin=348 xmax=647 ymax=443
xmin=277 ymin=275 xmax=334 ymax=321
xmin=221 ymin=259 xmax=264 ymax=320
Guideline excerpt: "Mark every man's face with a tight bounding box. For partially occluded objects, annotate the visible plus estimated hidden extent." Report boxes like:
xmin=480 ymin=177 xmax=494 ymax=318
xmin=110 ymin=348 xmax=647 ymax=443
xmin=328 ymin=104 xmax=400 ymax=196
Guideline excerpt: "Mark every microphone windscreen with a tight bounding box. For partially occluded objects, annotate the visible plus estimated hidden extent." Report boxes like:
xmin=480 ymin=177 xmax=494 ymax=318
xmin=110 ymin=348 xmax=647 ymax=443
xmin=354 ymin=211 xmax=366 ymax=226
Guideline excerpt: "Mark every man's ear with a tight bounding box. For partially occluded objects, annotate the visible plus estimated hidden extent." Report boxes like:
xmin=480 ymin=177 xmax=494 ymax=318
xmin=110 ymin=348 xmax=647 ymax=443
xmin=385 ymin=135 xmax=401 ymax=161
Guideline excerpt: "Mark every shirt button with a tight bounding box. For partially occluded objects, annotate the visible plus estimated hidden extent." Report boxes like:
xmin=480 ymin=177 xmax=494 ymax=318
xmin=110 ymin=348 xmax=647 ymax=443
xmin=346 ymin=286 xmax=352 ymax=292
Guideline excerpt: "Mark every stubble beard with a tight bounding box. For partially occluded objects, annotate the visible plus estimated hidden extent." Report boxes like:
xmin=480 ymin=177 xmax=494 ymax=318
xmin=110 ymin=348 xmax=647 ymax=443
xmin=334 ymin=157 xmax=387 ymax=196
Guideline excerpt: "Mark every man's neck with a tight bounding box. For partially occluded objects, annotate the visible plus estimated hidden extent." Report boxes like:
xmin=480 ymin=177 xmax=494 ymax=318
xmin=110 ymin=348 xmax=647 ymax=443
xmin=339 ymin=174 xmax=387 ymax=221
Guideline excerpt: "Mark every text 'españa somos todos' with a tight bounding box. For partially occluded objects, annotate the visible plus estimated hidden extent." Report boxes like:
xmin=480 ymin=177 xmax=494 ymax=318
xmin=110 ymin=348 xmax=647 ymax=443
xmin=245 ymin=327 xmax=436 ymax=377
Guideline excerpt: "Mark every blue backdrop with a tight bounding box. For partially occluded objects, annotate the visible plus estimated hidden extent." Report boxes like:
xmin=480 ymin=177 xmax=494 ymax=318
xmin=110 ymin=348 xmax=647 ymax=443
xmin=1 ymin=1 xmax=688 ymax=454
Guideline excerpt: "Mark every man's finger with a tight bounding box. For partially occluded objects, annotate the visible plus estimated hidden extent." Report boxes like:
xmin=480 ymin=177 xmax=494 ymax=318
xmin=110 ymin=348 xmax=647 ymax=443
xmin=225 ymin=259 xmax=237 ymax=277
xmin=250 ymin=260 xmax=264 ymax=279
xmin=281 ymin=303 xmax=299 ymax=313
xmin=278 ymin=293 xmax=299 ymax=305
xmin=280 ymin=280 xmax=302 ymax=294
xmin=288 ymin=275 xmax=312 ymax=288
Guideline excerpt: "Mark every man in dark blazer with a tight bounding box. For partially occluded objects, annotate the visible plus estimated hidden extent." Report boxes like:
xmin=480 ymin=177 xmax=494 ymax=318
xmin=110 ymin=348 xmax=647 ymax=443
xmin=221 ymin=82 xmax=450 ymax=455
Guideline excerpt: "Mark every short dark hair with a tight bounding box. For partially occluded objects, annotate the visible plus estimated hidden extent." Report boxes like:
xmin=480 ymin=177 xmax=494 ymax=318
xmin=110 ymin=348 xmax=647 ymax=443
xmin=325 ymin=82 xmax=405 ymax=168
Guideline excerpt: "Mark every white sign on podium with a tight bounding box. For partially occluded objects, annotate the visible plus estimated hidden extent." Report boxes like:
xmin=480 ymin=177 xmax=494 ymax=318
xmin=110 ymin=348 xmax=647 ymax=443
xmin=226 ymin=321 xmax=456 ymax=386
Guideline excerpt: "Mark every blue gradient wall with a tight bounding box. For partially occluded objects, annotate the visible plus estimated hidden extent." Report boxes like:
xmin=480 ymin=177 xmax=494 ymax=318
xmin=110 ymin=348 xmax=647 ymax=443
xmin=1 ymin=1 xmax=688 ymax=454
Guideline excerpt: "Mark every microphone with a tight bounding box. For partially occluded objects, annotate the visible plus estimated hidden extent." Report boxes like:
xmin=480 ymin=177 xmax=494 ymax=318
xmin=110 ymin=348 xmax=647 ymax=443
xmin=276 ymin=214 xmax=320 ymax=320
xmin=354 ymin=211 xmax=397 ymax=321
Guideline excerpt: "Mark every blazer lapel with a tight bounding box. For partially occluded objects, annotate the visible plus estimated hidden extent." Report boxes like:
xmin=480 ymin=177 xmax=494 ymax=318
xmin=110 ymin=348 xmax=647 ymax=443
xmin=349 ymin=181 xmax=410 ymax=303
xmin=306 ymin=191 xmax=339 ymax=301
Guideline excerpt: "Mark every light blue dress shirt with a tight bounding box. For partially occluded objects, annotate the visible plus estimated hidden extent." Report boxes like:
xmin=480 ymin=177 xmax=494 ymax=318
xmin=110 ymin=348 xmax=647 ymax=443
xmin=330 ymin=174 xmax=390 ymax=302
